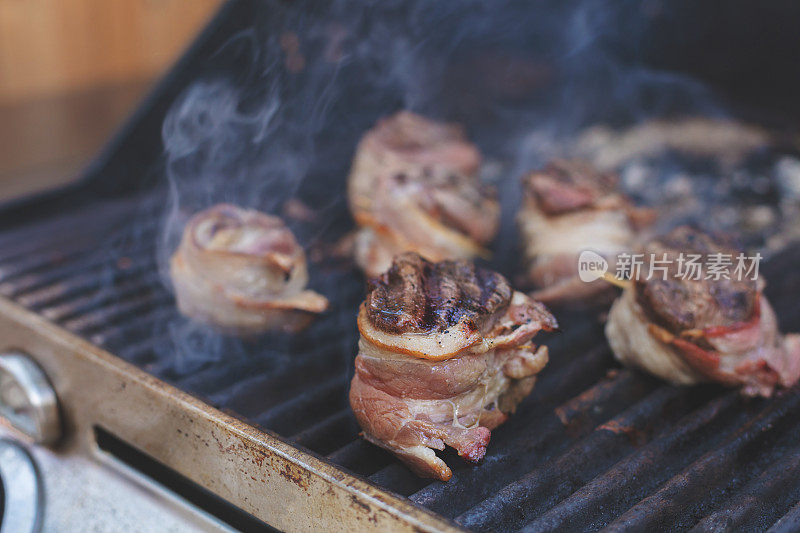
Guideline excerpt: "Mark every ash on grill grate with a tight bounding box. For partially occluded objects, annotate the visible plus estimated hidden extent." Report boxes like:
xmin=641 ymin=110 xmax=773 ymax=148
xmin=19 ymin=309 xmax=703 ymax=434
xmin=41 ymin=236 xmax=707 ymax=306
xmin=2 ymin=192 xmax=800 ymax=532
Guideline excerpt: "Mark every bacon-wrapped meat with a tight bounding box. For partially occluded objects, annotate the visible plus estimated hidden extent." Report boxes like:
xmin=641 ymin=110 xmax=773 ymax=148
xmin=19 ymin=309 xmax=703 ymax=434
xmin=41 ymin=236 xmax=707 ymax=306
xmin=349 ymin=253 xmax=557 ymax=481
xmin=170 ymin=204 xmax=328 ymax=334
xmin=605 ymin=226 xmax=800 ymax=397
xmin=348 ymin=111 xmax=500 ymax=277
xmin=517 ymin=159 xmax=652 ymax=305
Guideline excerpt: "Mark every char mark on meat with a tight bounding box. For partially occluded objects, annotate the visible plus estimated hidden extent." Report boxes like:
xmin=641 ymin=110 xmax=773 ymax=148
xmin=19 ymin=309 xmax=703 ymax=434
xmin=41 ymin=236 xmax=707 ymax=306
xmin=365 ymin=252 xmax=512 ymax=334
xmin=635 ymin=226 xmax=757 ymax=334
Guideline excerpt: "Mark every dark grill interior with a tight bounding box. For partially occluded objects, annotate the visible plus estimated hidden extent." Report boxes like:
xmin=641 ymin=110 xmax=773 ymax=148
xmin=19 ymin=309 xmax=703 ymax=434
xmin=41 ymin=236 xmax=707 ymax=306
xmin=3 ymin=1 xmax=800 ymax=531
xmin=3 ymin=186 xmax=800 ymax=532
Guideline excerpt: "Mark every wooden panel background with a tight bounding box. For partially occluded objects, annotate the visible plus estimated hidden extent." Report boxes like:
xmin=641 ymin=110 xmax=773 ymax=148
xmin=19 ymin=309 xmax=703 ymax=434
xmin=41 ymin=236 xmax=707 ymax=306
xmin=0 ymin=0 xmax=221 ymax=104
xmin=0 ymin=0 xmax=222 ymax=200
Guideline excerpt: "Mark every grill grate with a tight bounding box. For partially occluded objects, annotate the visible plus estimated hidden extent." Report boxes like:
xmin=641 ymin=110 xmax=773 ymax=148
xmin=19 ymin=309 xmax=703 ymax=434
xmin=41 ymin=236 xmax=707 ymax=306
xmin=1 ymin=193 xmax=799 ymax=531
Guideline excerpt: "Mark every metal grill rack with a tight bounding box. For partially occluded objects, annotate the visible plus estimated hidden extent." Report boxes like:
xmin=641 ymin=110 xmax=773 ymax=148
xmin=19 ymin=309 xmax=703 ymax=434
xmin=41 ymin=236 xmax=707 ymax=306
xmin=1 ymin=192 xmax=799 ymax=531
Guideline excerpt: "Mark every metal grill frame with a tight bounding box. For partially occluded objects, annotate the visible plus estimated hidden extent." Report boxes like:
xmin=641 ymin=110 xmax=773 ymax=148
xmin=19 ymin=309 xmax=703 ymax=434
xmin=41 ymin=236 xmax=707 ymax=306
xmin=0 ymin=296 xmax=459 ymax=532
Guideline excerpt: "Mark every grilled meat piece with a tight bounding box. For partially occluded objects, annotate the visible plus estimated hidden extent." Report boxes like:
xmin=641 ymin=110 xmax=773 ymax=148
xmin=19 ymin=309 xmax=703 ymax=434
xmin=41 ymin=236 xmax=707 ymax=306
xmin=518 ymin=159 xmax=651 ymax=305
xmin=348 ymin=111 xmax=500 ymax=277
xmin=574 ymin=118 xmax=770 ymax=170
xmin=349 ymin=253 xmax=557 ymax=480
xmin=169 ymin=204 xmax=328 ymax=334
xmin=635 ymin=227 xmax=758 ymax=333
xmin=606 ymin=226 xmax=800 ymax=397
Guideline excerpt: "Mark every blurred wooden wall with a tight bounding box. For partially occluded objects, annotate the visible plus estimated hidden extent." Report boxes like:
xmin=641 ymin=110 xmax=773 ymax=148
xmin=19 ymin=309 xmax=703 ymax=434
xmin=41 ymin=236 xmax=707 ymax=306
xmin=0 ymin=0 xmax=221 ymax=200
xmin=0 ymin=0 xmax=221 ymax=104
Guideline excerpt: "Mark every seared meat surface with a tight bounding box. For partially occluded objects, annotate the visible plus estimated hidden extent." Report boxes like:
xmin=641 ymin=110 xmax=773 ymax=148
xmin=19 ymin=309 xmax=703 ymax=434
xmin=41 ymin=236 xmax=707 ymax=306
xmin=364 ymin=253 xmax=512 ymax=334
xmin=349 ymin=253 xmax=557 ymax=480
xmin=606 ymin=226 xmax=800 ymax=397
xmin=348 ymin=111 xmax=500 ymax=277
xmin=518 ymin=159 xmax=650 ymax=306
xmin=634 ymin=227 xmax=757 ymax=333
xmin=169 ymin=204 xmax=328 ymax=334
xmin=525 ymin=159 xmax=620 ymax=215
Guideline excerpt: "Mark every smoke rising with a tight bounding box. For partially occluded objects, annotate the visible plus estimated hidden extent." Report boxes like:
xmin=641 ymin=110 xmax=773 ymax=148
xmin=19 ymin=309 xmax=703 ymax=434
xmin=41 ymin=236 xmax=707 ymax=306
xmin=153 ymin=0 xmax=790 ymax=375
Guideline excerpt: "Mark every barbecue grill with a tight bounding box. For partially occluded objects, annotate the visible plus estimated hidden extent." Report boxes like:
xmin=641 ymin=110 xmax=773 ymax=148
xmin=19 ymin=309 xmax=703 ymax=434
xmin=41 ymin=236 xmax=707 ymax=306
xmin=2 ymin=1 xmax=800 ymax=531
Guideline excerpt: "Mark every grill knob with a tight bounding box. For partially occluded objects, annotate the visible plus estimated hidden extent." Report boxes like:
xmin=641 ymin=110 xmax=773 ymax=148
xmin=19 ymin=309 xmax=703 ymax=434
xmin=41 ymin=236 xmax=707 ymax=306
xmin=0 ymin=353 xmax=61 ymax=445
xmin=0 ymin=438 xmax=43 ymax=533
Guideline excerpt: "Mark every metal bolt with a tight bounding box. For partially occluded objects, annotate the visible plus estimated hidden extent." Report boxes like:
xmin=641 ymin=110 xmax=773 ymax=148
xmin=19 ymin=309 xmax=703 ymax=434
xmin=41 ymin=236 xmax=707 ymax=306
xmin=0 ymin=353 xmax=61 ymax=445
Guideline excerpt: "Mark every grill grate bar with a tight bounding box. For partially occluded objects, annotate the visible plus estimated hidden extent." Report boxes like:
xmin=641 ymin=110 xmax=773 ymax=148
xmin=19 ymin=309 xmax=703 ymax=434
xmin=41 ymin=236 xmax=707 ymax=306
xmin=18 ymin=262 xmax=159 ymax=311
xmin=169 ymin=355 xmax=283 ymax=397
xmin=41 ymin=274 xmax=163 ymax=323
xmin=690 ymin=451 xmax=800 ymax=532
xmin=0 ymin=248 xmax=99 ymax=283
xmin=252 ymin=375 xmax=348 ymax=434
xmin=520 ymin=391 xmax=745 ymax=532
xmin=456 ymin=385 xmax=704 ymax=530
xmin=289 ymin=409 xmax=358 ymax=456
xmin=171 ymin=342 xmax=353 ymax=417
xmin=0 ymin=246 xmax=156 ymax=299
xmin=204 ymin=352 xmax=343 ymax=406
xmin=368 ymin=366 xmax=646 ymax=503
xmin=91 ymin=309 xmax=178 ymax=351
xmin=426 ymin=374 xmax=667 ymax=518
xmin=369 ymin=464 xmax=432 ymax=499
xmin=603 ymin=390 xmax=800 ymax=532
xmin=61 ymin=292 xmax=173 ymax=334
xmin=326 ymin=440 xmax=393 ymax=477
xmin=117 ymin=338 xmax=165 ymax=366
xmin=769 ymin=500 xmax=800 ymax=533
xmin=404 ymin=350 xmax=633 ymax=510
xmin=0 ymin=217 xmax=157 ymax=285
